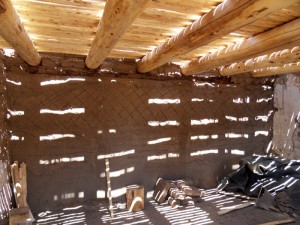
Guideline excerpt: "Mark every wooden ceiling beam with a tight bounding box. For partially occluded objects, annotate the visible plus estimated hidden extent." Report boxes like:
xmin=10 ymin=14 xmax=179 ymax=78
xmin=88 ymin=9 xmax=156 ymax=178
xmin=251 ymin=63 xmax=300 ymax=77
xmin=0 ymin=0 xmax=41 ymax=66
xmin=85 ymin=0 xmax=150 ymax=69
xmin=219 ymin=46 xmax=300 ymax=76
xmin=181 ymin=17 xmax=300 ymax=75
xmin=136 ymin=0 xmax=300 ymax=73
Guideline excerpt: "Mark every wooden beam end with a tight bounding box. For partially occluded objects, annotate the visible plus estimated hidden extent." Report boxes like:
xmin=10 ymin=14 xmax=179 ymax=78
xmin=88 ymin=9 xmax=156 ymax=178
xmin=0 ymin=0 xmax=6 ymax=13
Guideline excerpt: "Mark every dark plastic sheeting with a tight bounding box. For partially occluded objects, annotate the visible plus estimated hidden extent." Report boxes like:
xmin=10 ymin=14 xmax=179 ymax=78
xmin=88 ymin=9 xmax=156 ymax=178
xmin=218 ymin=155 xmax=300 ymax=217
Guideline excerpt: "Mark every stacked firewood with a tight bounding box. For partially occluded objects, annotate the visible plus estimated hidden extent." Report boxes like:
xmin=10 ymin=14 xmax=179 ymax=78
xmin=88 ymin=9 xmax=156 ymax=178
xmin=153 ymin=178 xmax=205 ymax=208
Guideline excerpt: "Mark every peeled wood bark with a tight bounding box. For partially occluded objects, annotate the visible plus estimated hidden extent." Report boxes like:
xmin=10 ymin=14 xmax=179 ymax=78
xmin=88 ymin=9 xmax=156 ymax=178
xmin=137 ymin=0 xmax=300 ymax=73
xmin=220 ymin=46 xmax=300 ymax=76
xmin=182 ymin=17 xmax=300 ymax=76
xmin=0 ymin=0 xmax=41 ymax=66
xmin=251 ymin=63 xmax=300 ymax=77
xmin=85 ymin=0 xmax=150 ymax=69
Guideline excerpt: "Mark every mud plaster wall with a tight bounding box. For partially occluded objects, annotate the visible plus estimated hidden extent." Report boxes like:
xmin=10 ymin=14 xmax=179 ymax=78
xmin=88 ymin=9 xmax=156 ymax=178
xmin=0 ymin=50 xmax=12 ymax=220
xmin=273 ymin=74 xmax=300 ymax=159
xmin=5 ymin=56 xmax=274 ymax=213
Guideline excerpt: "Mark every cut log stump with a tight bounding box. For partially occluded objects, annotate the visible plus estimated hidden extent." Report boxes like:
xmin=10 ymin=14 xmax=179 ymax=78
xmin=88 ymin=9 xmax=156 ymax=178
xmin=126 ymin=185 xmax=144 ymax=212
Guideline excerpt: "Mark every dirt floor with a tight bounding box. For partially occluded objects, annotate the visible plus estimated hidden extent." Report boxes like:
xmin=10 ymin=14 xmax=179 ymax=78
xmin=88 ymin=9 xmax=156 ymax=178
xmin=26 ymin=189 xmax=297 ymax=225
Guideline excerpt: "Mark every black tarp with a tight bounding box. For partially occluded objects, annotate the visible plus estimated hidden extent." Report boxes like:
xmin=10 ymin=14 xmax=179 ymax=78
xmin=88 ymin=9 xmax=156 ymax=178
xmin=217 ymin=155 xmax=300 ymax=217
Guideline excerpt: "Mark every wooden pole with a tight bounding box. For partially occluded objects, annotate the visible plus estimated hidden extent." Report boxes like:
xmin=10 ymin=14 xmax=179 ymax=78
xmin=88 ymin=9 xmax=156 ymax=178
xmin=105 ymin=159 xmax=113 ymax=218
xmin=251 ymin=63 xmax=300 ymax=77
xmin=181 ymin=17 xmax=300 ymax=76
xmin=137 ymin=0 xmax=300 ymax=73
xmin=0 ymin=0 xmax=41 ymax=66
xmin=219 ymin=46 xmax=300 ymax=76
xmin=85 ymin=0 xmax=150 ymax=69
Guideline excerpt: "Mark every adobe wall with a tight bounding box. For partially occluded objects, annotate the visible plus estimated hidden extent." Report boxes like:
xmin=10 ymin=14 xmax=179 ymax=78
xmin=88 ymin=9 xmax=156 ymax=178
xmin=5 ymin=53 xmax=274 ymax=212
xmin=273 ymin=74 xmax=300 ymax=159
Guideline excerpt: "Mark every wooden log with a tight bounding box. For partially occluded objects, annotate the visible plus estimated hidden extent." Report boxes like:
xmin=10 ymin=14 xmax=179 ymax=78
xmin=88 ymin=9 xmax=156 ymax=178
xmin=169 ymin=187 xmax=186 ymax=200
xmin=0 ymin=0 xmax=6 ymax=13
xmin=251 ymin=63 xmax=300 ymax=77
xmin=105 ymin=159 xmax=113 ymax=218
xmin=181 ymin=17 xmax=300 ymax=76
xmin=153 ymin=178 xmax=172 ymax=203
xmin=180 ymin=196 xmax=195 ymax=206
xmin=85 ymin=0 xmax=150 ymax=69
xmin=126 ymin=185 xmax=144 ymax=212
xmin=219 ymin=46 xmax=300 ymax=76
xmin=217 ymin=202 xmax=254 ymax=215
xmin=258 ymin=218 xmax=296 ymax=225
xmin=137 ymin=0 xmax=300 ymax=73
xmin=167 ymin=197 xmax=180 ymax=208
xmin=176 ymin=179 xmax=193 ymax=189
xmin=0 ymin=0 xmax=41 ymax=66
xmin=181 ymin=185 xmax=205 ymax=197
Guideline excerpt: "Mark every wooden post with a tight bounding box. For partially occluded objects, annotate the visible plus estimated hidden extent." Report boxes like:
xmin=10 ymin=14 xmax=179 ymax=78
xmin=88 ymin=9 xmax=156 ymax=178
xmin=105 ymin=159 xmax=113 ymax=218
xmin=126 ymin=185 xmax=144 ymax=212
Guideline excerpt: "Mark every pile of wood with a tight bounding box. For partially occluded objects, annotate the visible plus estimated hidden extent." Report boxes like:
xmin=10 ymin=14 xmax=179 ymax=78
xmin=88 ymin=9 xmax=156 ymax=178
xmin=153 ymin=178 xmax=205 ymax=208
xmin=9 ymin=162 xmax=34 ymax=225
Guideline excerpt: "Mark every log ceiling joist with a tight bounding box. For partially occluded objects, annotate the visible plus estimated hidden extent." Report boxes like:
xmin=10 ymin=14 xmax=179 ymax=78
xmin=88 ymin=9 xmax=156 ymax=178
xmin=136 ymin=0 xmax=300 ymax=73
xmin=251 ymin=63 xmax=300 ymax=77
xmin=0 ymin=0 xmax=40 ymax=66
xmin=219 ymin=46 xmax=300 ymax=76
xmin=181 ymin=17 xmax=300 ymax=76
xmin=85 ymin=0 xmax=150 ymax=69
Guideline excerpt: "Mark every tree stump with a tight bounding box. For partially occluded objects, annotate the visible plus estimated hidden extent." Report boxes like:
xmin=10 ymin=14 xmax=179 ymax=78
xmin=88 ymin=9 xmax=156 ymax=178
xmin=126 ymin=185 xmax=144 ymax=212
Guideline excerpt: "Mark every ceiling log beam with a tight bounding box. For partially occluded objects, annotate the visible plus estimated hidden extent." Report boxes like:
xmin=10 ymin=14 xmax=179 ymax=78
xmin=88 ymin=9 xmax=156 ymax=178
xmin=136 ymin=0 xmax=300 ymax=73
xmin=0 ymin=0 xmax=41 ymax=66
xmin=85 ymin=0 xmax=150 ymax=69
xmin=181 ymin=17 xmax=300 ymax=75
xmin=251 ymin=63 xmax=300 ymax=77
xmin=219 ymin=46 xmax=300 ymax=76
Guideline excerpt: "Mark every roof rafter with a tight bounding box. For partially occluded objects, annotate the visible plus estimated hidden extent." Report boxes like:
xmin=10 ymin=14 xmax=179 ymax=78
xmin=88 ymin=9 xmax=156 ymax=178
xmin=85 ymin=0 xmax=150 ymax=69
xmin=181 ymin=17 xmax=300 ymax=75
xmin=137 ymin=0 xmax=300 ymax=73
xmin=219 ymin=46 xmax=300 ymax=76
xmin=0 ymin=0 xmax=41 ymax=66
xmin=251 ymin=63 xmax=300 ymax=77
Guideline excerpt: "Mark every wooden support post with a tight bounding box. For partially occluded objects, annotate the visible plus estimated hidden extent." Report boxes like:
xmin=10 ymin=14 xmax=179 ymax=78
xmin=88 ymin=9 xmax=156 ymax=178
xmin=181 ymin=17 xmax=300 ymax=76
xmin=137 ymin=0 xmax=300 ymax=73
xmin=0 ymin=0 xmax=41 ymax=66
xmin=105 ymin=159 xmax=113 ymax=218
xmin=85 ymin=0 xmax=150 ymax=69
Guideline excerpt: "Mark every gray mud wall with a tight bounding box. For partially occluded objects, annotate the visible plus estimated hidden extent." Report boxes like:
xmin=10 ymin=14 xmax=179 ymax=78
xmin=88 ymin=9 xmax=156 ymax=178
xmin=5 ymin=54 xmax=274 ymax=213
xmin=273 ymin=74 xmax=300 ymax=159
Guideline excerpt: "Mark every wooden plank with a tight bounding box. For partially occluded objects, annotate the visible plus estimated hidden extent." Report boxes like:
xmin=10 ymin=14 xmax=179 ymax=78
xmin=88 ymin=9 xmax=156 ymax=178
xmin=0 ymin=0 xmax=40 ymax=66
xmin=258 ymin=218 xmax=296 ymax=225
xmin=137 ymin=0 xmax=300 ymax=73
xmin=105 ymin=159 xmax=113 ymax=218
xmin=217 ymin=202 xmax=254 ymax=215
xmin=219 ymin=46 xmax=300 ymax=75
xmin=181 ymin=17 xmax=300 ymax=75
xmin=251 ymin=63 xmax=300 ymax=77
xmin=85 ymin=0 xmax=151 ymax=69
